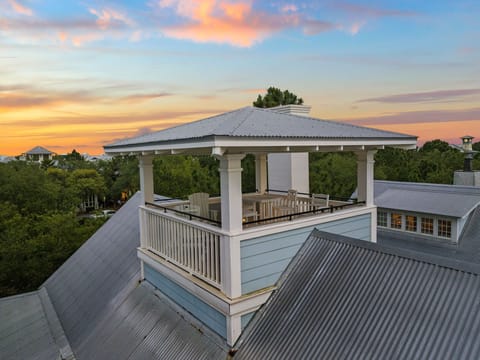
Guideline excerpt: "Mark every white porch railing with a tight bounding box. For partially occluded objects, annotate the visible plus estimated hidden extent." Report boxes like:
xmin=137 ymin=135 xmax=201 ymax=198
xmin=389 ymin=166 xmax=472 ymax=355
xmin=140 ymin=206 xmax=222 ymax=288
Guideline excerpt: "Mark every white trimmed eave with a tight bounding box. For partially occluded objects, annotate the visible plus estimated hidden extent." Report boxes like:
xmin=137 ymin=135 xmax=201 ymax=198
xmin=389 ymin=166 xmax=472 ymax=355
xmin=104 ymin=136 xmax=417 ymax=156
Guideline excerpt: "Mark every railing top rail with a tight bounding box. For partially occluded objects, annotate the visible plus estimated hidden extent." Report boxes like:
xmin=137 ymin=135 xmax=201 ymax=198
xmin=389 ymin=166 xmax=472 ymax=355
xmin=242 ymin=200 xmax=366 ymax=225
xmin=145 ymin=201 xmax=222 ymax=226
xmin=266 ymin=189 xmax=355 ymax=202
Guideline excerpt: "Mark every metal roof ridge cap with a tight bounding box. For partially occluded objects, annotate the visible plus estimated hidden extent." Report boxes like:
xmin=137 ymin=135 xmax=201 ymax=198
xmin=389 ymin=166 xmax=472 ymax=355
xmin=226 ymin=107 xmax=255 ymax=135
xmin=375 ymin=179 xmax=480 ymax=190
xmin=38 ymin=287 xmax=76 ymax=360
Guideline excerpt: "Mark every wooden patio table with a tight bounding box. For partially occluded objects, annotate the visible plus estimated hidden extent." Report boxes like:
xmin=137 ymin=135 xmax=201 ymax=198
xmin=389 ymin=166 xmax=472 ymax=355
xmin=243 ymin=194 xmax=283 ymax=219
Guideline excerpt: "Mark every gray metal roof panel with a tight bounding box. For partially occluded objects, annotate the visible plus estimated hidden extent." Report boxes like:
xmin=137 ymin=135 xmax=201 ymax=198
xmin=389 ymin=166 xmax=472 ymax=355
xmin=105 ymin=107 xmax=416 ymax=149
xmin=375 ymin=180 xmax=480 ymax=218
xmin=77 ymin=282 xmax=226 ymax=360
xmin=0 ymin=292 xmax=60 ymax=360
xmin=234 ymin=229 xmax=480 ymax=360
xmin=42 ymin=192 xmax=143 ymax=350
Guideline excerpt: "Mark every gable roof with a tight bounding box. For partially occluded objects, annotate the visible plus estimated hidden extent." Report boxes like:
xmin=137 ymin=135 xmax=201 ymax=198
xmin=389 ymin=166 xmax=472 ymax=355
xmin=104 ymin=107 xmax=416 ymax=154
xmin=25 ymin=146 xmax=54 ymax=155
xmin=233 ymin=229 xmax=480 ymax=360
xmin=375 ymin=180 xmax=480 ymax=218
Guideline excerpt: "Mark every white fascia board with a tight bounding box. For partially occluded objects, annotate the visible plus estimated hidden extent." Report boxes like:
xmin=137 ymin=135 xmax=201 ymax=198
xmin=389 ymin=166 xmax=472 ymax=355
xmin=104 ymin=139 xmax=217 ymax=155
xmin=106 ymin=137 xmax=416 ymax=155
xmin=213 ymin=138 xmax=417 ymax=149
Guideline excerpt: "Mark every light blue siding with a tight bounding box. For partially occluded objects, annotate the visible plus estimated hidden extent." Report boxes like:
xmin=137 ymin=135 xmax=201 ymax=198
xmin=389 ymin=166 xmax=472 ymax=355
xmin=241 ymin=312 xmax=256 ymax=330
xmin=241 ymin=214 xmax=371 ymax=294
xmin=144 ymin=264 xmax=227 ymax=338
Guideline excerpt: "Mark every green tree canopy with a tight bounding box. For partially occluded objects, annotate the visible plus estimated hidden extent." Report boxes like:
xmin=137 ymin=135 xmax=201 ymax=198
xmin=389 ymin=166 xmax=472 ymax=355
xmin=253 ymin=86 xmax=304 ymax=108
xmin=420 ymin=139 xmax=455 ymax=153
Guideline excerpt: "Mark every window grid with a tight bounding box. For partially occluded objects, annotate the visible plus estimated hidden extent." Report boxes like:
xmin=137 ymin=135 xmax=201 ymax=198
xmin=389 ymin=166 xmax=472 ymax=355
xmin=406 ymin=215 xmax=417 ymax=232
xmin=438 ymin=219 xmax=452 ymax=238
xmin=421 ymin=217 xmax=434 ymax=235
xmin=377 ymin=212 xmax=387 ymax=227
xmin=390 ymin=213 xmax=402 ymax=229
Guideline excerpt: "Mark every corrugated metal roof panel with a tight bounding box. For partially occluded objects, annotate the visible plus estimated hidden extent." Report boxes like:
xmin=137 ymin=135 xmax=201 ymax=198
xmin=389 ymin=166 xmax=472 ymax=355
xmin=234 ymin=229 xmax=480 ymax=360
xmin=105 ymin=107 xmax=416 ymax=149
xmin=0 ymin=292 xmax=60 ymax=360
xmin=42 ymin=192 xmax=143 ymax=351
xmin=79 ymin=282 xmax=227 ymax=360
xmin=375 ymin=180 xmax=480 ymax=218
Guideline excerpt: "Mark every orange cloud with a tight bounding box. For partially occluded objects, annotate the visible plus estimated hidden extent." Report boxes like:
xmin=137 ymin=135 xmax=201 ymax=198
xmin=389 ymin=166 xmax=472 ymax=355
xmin=158 ymin=0 xmax=305 ymax=47
xmin=7 ymin=0 xmax=33 ymax=16
xmin=120 ymin=93 xmax=173 ymax=104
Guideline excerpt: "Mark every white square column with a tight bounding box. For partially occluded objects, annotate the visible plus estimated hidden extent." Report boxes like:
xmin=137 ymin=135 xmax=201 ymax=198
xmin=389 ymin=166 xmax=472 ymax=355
xmin=138 ymin=155 xmax=154 ymax=204
xmin=217 ymin=154 xmax=245 ymax=233
xmin=255 ymin=154 xmax=268 ymax=193
xmin=356 ymin=150 xmax=376 ymax=206
xmin=217 ymin=154 xmax=245 ymax=300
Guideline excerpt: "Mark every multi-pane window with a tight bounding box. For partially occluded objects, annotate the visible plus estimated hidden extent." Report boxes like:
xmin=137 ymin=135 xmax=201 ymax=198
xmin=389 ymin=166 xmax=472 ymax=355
xmin=421 ymin=217 xmax=434 ymax=235
xmin=390 ymin=213 xmax=402 ymax=229
xmin=377 ymin=211 xmax=387 ymax=227
xmin=438 ymin=219 xmax=452 ymax=238
xmin=406 ymin=215 xmax=417 ymax=232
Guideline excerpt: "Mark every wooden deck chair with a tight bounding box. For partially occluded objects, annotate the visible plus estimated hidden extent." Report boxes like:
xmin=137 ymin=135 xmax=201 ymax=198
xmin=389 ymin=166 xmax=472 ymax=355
xmin=242 ymin=202 xmax=258 ymax=222
xmin=273 ymin=189 xmax=298 ymax=217
xmin=188 ymin=192 xmax=209 ymax=218
xmin=311 ymin=193 xmax=329 ymax=209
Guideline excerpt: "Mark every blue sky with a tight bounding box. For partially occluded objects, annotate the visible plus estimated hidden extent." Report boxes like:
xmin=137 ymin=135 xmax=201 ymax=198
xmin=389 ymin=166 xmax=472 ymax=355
xmin=1 ymin=0 xmax=479 ymax=154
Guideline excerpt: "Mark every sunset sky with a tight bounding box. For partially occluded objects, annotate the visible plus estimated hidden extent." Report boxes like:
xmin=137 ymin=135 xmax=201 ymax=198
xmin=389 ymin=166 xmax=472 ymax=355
xmin=1 ymin=0 xmax=479 ymax=155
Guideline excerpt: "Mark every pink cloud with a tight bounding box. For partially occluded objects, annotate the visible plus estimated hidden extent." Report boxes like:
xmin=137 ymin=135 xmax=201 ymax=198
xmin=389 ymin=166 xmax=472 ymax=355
xmin=281 ymin=4 xmax=298 ymax=13
xmin=1 ymin=5 xmax=137 ymax=46
xmin=358 ymin=88 xmax=480 ymax=104
xmin=120 ymin=92 xmax=173 ymax=104
xmin=89 ymin=7 xmax=135 ymax=30
xmin=341 ymin=107 xmax=480 ymax=126
xmin=333 ymin=2 xmax=417 ymax=18
xmin=329 ymin=2 xmax=416 ymax=36
xmin=7 ymin=0 xmax=33 ymax=16
xmin=156 ymin=0 xmax=330 ymax=47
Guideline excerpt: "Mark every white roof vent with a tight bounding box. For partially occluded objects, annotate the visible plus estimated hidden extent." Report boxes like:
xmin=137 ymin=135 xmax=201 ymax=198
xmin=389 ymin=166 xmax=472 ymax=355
xmin=268 ymin=104 xmax=312 ymax=117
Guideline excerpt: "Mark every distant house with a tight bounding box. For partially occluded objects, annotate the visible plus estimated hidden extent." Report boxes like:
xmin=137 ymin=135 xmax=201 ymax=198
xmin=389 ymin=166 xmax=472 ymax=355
xmin=22 ymin=146 xmax=56 ymax=163
xmin=0 ymin=155 xmax=14 ymax=163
